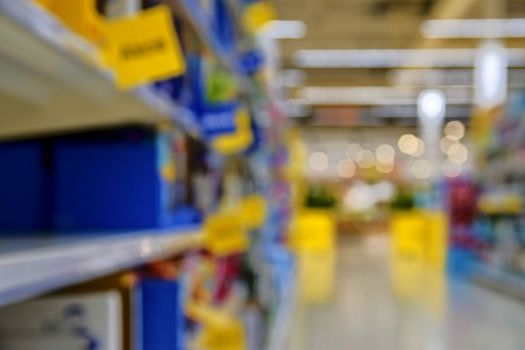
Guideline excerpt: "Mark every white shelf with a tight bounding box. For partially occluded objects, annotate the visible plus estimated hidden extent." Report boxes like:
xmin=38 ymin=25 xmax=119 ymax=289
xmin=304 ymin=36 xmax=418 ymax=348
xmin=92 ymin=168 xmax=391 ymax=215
xmin=0 ymin=227 xmax=203 ymax=307
xmin=472 ymin=262 xmax=525 ymax=300
xmin=0 ymin=0 xmax=202 ymax=140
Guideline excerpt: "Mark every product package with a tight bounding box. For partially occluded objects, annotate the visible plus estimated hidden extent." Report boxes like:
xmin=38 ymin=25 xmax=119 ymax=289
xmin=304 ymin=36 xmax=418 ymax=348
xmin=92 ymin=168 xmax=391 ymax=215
xmin=135 ymin=277 xmax=186 ymax=350
xmin=0 ymin=141 xmax=51 ymax=232
xmin=0 ymin=291 xmax=122 ymax=350
xmin=52 ymin=127 xmax=200 ymax=231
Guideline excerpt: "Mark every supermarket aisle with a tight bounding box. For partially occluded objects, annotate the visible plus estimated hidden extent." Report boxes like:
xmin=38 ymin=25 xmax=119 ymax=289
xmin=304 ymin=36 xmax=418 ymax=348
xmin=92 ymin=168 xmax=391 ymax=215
xmin=297 ymin=235 xmax=525 ymax=350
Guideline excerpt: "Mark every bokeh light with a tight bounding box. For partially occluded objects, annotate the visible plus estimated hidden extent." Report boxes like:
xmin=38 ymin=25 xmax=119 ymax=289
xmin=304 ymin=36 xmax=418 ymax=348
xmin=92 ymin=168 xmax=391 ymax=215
xmin=309 ymin=151 xmax=329 ymax=171
xmin=356 ymin=149 xmax=375 ymax=168
xmin=337 ymin=159 xmax=356 ymax=179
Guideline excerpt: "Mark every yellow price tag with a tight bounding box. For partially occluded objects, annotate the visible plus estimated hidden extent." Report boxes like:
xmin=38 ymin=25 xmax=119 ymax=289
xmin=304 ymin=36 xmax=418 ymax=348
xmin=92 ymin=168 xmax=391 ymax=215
xmin=212 ymin=107 xmax=254 ymax=155
xmin=241 ymin=195 xmax=267 ymax=229
xmin=103 ymin=5 xmax=186 ymax=89
xmin=242 ymin=1 xmax=277 ymax=33
xmin=37 ymin=0 xmax=105 ymax=46
xmin=204 ymin=213 xmax=248 ymax=256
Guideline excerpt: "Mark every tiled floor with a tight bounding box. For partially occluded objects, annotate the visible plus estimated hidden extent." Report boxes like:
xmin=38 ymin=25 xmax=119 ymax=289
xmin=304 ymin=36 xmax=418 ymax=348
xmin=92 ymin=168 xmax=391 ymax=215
xmin=292 ymin=235 xmax=525 ymax=350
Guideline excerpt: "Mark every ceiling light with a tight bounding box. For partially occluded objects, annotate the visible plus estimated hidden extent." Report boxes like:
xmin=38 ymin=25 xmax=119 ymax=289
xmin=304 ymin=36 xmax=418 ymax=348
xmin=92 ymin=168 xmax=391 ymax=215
xmin=337 ymin=159 xmax=356 ymax=179
xmin=447 ymin=143 xmax=469 ymax=164
xmin=293 ymin=48 xmax=525 ymax=68
xmin=418 ymin=90 xmax=446 ymax=120
xmin=475 ymin=41 xmax=508 ymax=109
xmin=422 ymin=18 xmax=525 ymax=39
xmin=309 ymin=152 xmax=328 ymax=172
xmin=356 ymin=149 xmax=375 ymax=169
xmin=376 ymin=144 xmax=396 ymax=164
xmin=296 ymin=86 xmax=471 ymax=106
xmin=444 ymin=121 xmax=466 ymax=141
xmin=398 ymin=134 xmax=423 ymax=156
xmin=264 ymin=20 xmax=307 ymax=39
xmin=440 ymin=137 xmax=458 ymax=154
xmin=376 ymin=161 xmax=395 ymax=174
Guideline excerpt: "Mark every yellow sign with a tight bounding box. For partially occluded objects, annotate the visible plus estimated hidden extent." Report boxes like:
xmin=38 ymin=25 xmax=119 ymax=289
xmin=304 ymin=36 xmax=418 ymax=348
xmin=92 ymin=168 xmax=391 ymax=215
xmin=36 ymin=0 xmax=105 ymax=46
xmin=242 ymin=1 xmax=277 ymax=33
xmin=212 ymin=108 xmax=254 ymax=155
xmin=240 ymin=195 xmax=267 ymax=230
xmin=103 ymin=5 xmax=186 ymax=89
xmin=187 ymin=302 xmax=247 ymax=350
xmin=204 ymin=213 xmax=248 ymax=256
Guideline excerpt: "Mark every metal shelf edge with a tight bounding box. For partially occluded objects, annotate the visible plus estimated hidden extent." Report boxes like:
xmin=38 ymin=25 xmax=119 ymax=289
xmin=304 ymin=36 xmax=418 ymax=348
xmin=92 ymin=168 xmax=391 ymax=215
xmin=0 ymin=228 xmax=203 ymax=307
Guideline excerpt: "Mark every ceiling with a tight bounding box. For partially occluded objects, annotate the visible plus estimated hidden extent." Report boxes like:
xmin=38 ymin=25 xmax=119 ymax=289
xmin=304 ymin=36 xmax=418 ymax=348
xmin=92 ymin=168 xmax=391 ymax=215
xmin=271 ymin=0 xmax=525 ymax=125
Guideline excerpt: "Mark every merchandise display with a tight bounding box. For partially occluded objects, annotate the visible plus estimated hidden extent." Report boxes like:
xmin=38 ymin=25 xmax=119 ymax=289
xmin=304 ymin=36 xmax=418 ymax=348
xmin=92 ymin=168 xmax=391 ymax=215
xmin=472 ymin=90 xmax=525 ymax=289
xmin=5 ymin=0 xmax=525 ymax=348
xmin=0 ymin=0 xmax=293 ymax=349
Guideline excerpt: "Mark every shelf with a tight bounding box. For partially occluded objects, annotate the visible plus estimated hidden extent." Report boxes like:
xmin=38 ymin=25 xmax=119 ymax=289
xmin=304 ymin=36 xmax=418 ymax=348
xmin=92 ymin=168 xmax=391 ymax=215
xmin=174 ymin=0 xmax=251 ymax=92
xmin=177 ymin=0 xmax=241 ymax=74
xmin=0 ymin=227 xmax=203 ymax=307
xmin=0 ymin=0 xmax=202 ymax=140
xmin=471 ymin=262 xmax=525 ymax=301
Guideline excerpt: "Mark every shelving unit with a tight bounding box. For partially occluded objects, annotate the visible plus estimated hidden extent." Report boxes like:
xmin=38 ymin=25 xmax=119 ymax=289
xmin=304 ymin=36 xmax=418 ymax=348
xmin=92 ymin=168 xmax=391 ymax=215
xmin=0 ymin=0 xmax=203 ymax=140
xmin=472 ymin=262 xmax=525 ymax=301
xmin=0 ymin=1 xmax=293 ymax=348
xmin=0 ymin=227 xmax=202 ymax=307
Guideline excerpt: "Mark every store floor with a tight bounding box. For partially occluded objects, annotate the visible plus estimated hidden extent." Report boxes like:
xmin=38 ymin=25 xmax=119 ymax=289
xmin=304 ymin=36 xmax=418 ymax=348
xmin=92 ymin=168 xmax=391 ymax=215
xmin=290 ymin=235 xmax=525 ymax=350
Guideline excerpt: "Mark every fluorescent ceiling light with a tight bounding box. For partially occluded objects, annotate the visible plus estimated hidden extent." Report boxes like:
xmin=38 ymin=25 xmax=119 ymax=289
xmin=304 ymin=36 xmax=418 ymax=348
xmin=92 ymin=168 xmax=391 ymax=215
xmin=293 ymin=48 xmax=525 ymax=68
xmin=264 ymin=20 xmax=307 ymax=39
xmin=475 ymin=41 xmax=508 ymax=109
xmin=418 ymin=90 xmax=446 ymax=120
xmin=370 ymin=105 xmax=470 ymax=119
xmin=296 ymin=86 xmax=472 ymax=105
xmin=389 ymin=68 xmax=525 ymax=88
xmin=422 ymin=18 xmax=525 ymax=39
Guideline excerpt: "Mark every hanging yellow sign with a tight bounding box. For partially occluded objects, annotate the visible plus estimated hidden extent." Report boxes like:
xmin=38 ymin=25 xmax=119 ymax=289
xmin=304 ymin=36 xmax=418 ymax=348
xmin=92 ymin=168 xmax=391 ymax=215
xmin=187 ymin=302 xmax=247 ymax=350
xmin=212 ymin=107 xmax=254 ymax=155
xmin=240 ymin=194 xmax=267 ymax=230
xmin=35 ymin=0 xmax=105 ymax=46
xmin=36 ymin=1 xmax=186 ymax=89
xmin=242 ymin=1 xmax=277 ymax=33
xmin=103 ymin=5 xmax=186 ymax=89
xmin=204 ymin=213 xmax=248 ymax=256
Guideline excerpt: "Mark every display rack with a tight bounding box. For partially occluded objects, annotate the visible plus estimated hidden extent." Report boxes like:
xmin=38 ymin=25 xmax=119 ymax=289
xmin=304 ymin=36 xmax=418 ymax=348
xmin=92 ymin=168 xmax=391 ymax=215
xmin=0 ymin=0 xmax=203 ymax=140
xmin=0 ymin=227 xmax=202 ymax=307
xmin=471 ymin=262 xmax=525 ymax=300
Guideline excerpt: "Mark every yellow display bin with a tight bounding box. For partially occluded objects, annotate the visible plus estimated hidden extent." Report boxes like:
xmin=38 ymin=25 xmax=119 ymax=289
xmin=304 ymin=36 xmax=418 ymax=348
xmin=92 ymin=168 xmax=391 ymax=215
xmin=390 ymin=210 xmax=448 ymax=269
xmin=289 ymin=210 xmax=336 ymax=304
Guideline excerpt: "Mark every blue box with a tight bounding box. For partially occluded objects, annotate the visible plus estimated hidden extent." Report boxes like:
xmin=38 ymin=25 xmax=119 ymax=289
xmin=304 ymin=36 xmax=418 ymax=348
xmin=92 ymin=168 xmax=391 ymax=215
xmin=0 ymin=141 xmax=50 ymax=232
xmin=52 ymin=129 xmax=200 ymax=231
xmin=135 ymin=279 xmax=186 ymax=350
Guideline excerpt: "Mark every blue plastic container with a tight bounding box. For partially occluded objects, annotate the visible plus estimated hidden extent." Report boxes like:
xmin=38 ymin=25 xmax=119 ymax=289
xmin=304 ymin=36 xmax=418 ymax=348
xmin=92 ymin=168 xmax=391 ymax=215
xmin=52 ymin=129 xmax=200 ymax=231
xmin=0 ymin=141 xmax=50 ymax=232
xmin=135 ymin=279 xmax=186 ymax=350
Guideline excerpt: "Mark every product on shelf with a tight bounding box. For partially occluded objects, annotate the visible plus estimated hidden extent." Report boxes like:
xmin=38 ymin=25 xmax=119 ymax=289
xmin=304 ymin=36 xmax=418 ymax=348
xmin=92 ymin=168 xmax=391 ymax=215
xmin=0 ymin=291 xmax=122 ymax=350
xmin=53 ymin=127 xmax=200 ymax=231
xmin=136 ymin=276 xmax=186 ymax=350
xmin=0 ymin=141 xmax=51 ymax=232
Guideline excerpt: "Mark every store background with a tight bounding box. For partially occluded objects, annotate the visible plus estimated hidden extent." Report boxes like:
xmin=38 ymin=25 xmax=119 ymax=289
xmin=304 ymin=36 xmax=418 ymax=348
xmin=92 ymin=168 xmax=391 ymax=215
xmin=1 ymin=0 xmax=525 ymax=349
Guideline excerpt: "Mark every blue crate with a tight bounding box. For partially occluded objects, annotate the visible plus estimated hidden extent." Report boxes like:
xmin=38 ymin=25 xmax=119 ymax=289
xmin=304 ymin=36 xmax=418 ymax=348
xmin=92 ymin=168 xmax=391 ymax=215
xmin=135 ymin=279 xmax=186 ymax=350
xmin=0 ymin=141 xmax=50 ymax=232
xmin=52 ymin=129 xmax=200 ymax=231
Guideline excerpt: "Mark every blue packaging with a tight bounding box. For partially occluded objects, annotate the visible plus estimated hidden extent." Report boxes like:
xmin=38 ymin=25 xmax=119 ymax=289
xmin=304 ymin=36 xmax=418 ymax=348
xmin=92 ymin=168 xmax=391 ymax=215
xmin=52 ymin=128 xmax=200 ymax=231
xmin=0 ymin=141 xmax=50 ymax=232
xmin=135 ymin=279 xmax=186 ymax=350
